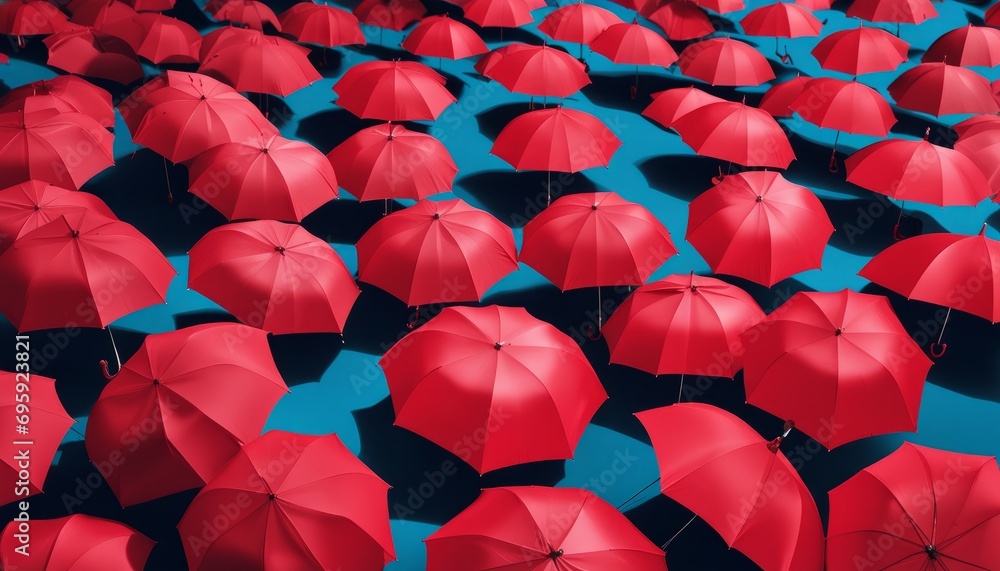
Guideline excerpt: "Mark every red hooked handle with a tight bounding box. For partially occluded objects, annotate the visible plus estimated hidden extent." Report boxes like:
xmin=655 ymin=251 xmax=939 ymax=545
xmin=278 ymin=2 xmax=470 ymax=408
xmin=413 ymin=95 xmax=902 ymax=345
xmin=100 ymin=359 xmax=115 ymax=380
xmin=892 ymin=224 xmax=905 ymax=241
xmin=828 ymin=154 xmax=839 ymax=173
xmin=585 ymin=323 xmax=602 ymax=341
xmin=930 ymin=343 xmax=947 ymax=358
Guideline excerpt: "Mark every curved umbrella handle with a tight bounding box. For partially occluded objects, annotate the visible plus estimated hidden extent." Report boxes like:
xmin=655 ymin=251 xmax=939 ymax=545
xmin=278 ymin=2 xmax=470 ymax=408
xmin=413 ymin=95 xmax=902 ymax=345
xmin=100 ymin=359 xmax=118 ymax=380
xmin=828 ymin=154 xmax=839 ymax=173
xmin=892 ymin=224 xmax=905 ymax=241
xmin=585 ymin=323 xmax=602 ymax=341
xmin=930 ymin=342 xmax=947 ymax=358
xmin=630 ymin=84 xmax=638 ymax=101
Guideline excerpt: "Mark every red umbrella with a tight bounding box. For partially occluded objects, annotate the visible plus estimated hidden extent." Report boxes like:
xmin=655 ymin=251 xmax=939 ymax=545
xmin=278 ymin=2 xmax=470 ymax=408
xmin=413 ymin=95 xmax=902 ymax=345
xmin=426 ymin=486 xmax=667 ymax=571
xmin=402 ymin=15 xmax=488 ymax=60
xmin=43 ymin=26 xmax=144 ymax=84
xmin=100 ymin=13 xmax=201 ymax=64
xmin=199 ymin=29 xmax=321 ymax=96
xmin=69 ymin=0 xmax=136 ymax=27
xmin=327 ymin=122 xmax=457 ymax=201
xmin=0 ymin=180 xmax=116 ymax=253
xmin=0 ymin=372 xmax=72 ymax=505
xmin=381 ymin=305 xmax=607 ymax=473
xmin=210 ymin=0 xmax=280 ymax=31
xmin=690 ymin=0 xmax=744 ymax=13
xmin=354 ymin=0 xmax=426 ymax=32
xmin=474 ymin=42 xmax=534 ymax=77
xmin=678 ymin=36 xmax=775 ymax=86
xmin=846 ymin=0 xmax=937 ymax=25
xmin=889 ymin=62 xmax=1000 ymax=116
xmin=989 ymin=2 xmax=1000 ymax=28
xmin=670 ymin=100 xmax=796 ymax=169
xmin=859 ymin=225 xmax=1000 ymax=355
xmin=811 ymin=25 xmax=909 ymax=75
xmin=827 ymin=443 xmax=1000 ymax=571
xmin=741 ymin=290 xmax=931 ymax=448
xmin=278 ymin=3 xmax=365 ymax=47
xmin=0 ymin=54 xmax=6 ymax=64
xmin=740 ymin=2 xmax=822 ymax=63
xmin=687 ymin=171 xmax=833 ymax=287
xmin=648 ymin=0 xmax=715 ymax=42
xmin=538 ymin=2 xmax=623 ymax=59
xmin=608 ymin=0 xmax=666 ymax=15
xmin=177 ymin=431 xmax=395 ymax=571
xmin=796 ymin=0 xmax=832 ymax=9
xmin=0 ymin=109 xmax=114 ymax=190
xmin=923 ymin=24 xmax=1000 ymax=67
xmin=0 ymin=210 xmax=175 ymax=332
xmin=356 ymin=198 xmax=518 ymax=307
xmin=0 ymin=75 xmax=114 ymax=129
xmin=603 ymin=273 xmax=765 ymax=386
xmin=1 ymin=515 xmax=153 ymax=570
xmin=642 ymin=86 xmax=724 ymax=128
xmin=955 ymin=127 xmax=1000 ymax=194
xmin=590 ymin=22 xmax=678 ymax=97
xmin=636 ymin=403 xmax=825 ymax=571
xmin=488 ymin=44 xmax=591 ymax=99
xmin=953 ymin=114 xmax=1000 ymax=137
xmin=86 ymin=323 xmax=288 ymax=506
xmin=333 ymin=60 xmax=456 ymax=121
xmin=188 ymin=220 xmax=360 ymax=334
xmin=123 ymin=0 xmax=174 ymax=10
xmin=758 ymin=73 xmax=810 ymax=117
xmin=0 ymin=0 xmax=69 ymax=42
xmin=462 ymin=0 xmax=534 ymax=32
xmin=198 ymin=24 xmax=256 ymax=59
xmin=491 ymin=106 xmax=621 ymax=203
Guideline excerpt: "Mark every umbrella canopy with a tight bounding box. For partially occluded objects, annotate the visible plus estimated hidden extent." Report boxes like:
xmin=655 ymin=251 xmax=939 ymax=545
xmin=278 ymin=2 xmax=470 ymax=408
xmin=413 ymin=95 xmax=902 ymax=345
xmin=462 ymin=0 xmax=534 ymax=29
xmin=642 ymin=86 xmax=724 ymax=128
xmin=0 ymin=180 xmax=117 ymax=253
xmin=474 ymin=42 xmax=535 ymax=77
xmin=687 ymin=171 xmax=833 ymax=287
xmin=889 ymin=62 xmax=1000 ymax=116
xmin=488 ymin=44 xmax=591 ymax=98
xmin=327 ymin=122 xmax=457 ymax=201
xmin=426 ymin=486 xmax=667 ymax=571
xmin=811 ymin=25 xmax=909 ymax=75
xmin=1 ymin=515 xmax=153 ymax=571
xmin=988 ymin=2 xmax=1000 ymax=28
xmin=796 ymin=0 xmax=832 ymax=9
xmin=177 ymin=431 xmax=395 ymax=571
xmin=590 ymin=22 xmax=679 ymax=67
xmin=354 ymin=0 xmax=425 ymax=31
xmin=923 ymin=24 xmax=1000 ymax=67
xmin=648 ymin=0 xmax=715 ymax=42
xmin=519 ymin=191 xmax=677 ymax=290
xmin=43 ymin=26 xmax=144 ymax=85
xmin=402 ymin=15 xmax=488 ymax=60
xmin=0 ymin=210 xmax=175 ymax=331
xmin=955 ymin=127 xmax=1000 ymax=194
xmin=187 ymin=134 xmax=337 ymax=222
xmin=740 ymin=2 xmax=822 ymax=37
xmin=789 ymin=77 xmax=896 ymax=136
xmin=198 ymin=24 xmax=257 ymax=60
xmin=380 ymin=305 xmax=607 ymax=473
xmin=538 ymin=2 xmax=623 ymax=45
xmin=100 ymin=13 xmax=201 ymax=64
xmin=210 ymin=0 xmax=280 ymax=30
xmin=356 ymin=198 xmax=517 ymax=306
xmin=69 ymin=0 xmax=136 ymax=27
xmin=0 ymin=0 xmax=69 ymax=37
xmin=678 ymin=36 xmax=775 ymax=86
xmin=123 ymin=0 xmax=174 ymax=10
xmin=846 ymin=0 xmax=937 ymax=24
xmin=670 ymin=100 xmax=795 ymax=168
xmin=0 ymin=76 xmax=113 ymax=129
xmin=199 ymin=29 xmax=321 ymax=96
xmin=953 ymin=114 xmax=1000 ymax=138
xmin=758 ymin=74 xmax=810 ymax=117
xmin=636 ymin=403 xmax=825 ymax=571
xmin=278 ymin=3 xmax=365 ymax=47
xmin=86 ymin=323 xmax=289 ymax=506
xmin=603 ymin=273 xmax=765 ymax=377
xmin=491 ymin=106 xmax=622 ymax=172
xmin=188 ymin=220 xmax=360 ymax=334
xmin=333 ymin=59 xmax=456 ymax=121
xmin=740 ymin=290 xmax=932 ymax=448
xmin=827 ymin=443 xmax=1000 ymax=571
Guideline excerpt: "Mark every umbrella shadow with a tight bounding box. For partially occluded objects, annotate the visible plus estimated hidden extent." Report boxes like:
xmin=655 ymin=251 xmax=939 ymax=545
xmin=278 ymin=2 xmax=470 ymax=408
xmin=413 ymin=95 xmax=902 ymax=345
xmin=260 ymin=96 xmax=294 ymax=130
xmin=636 ymin=154 xmax=718 ymax=202
xmin=170 ymin=0 xmax=216 ymax=30
xmin=891 ymin=107 xmax=955 ymax=144
xmin=269 ymin=333 xmax=343 ymax=386
xmin=301 ymin=197 xmax=404 ymax=245
xmin=819 ymin=197 xmax=948 ymax=256
xmin=583 ymin=71 xmax=750 ymax=114
xmin=781 ymin=135 xmax=873 ymax=199
xmin=457 ymin=170 xmax=603 ymax=227
xmin=988 ymin=209 xmax=1000 ymax=231
xmin=339 ymin=283 xmax=422 ymax=358
xmin=310 ymin=48 xmax=346 ymax=79
xmin=295 ymin=107 xmax=368 ymax=152
xmin=474 ymin=101 xmax=532 ymax=142
xmin=474 ymin=26 xmax=543 ymax=45
xmin=0 ymin=78 xmax=8 ymax=98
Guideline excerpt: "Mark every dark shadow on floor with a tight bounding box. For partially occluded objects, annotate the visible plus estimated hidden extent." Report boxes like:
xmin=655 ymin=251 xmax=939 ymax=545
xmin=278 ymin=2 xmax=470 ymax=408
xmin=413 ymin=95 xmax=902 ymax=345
xmin=457 ymin=170 xmax=603 ymax=227
xmin=819 ymin=197 xmax=949 ymax=256
xmin=636 ymin=154 xmax=719 ymax=202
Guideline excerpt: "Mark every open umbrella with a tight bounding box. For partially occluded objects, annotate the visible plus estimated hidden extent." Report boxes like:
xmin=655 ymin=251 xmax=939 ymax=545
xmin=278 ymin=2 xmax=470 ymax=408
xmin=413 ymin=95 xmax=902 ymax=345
xmin=690 ymin=0 xmax=744 ymax=13
xmin=188 ymin=220 xmax=360 ymax=335
xmin=648 ymin=0 xmax=715 ymax=42
xmin=123 ymin=0 xmax=173 ymax=10
xmin=380 ymin=305 xmax=607 ymax=473
xmin=670 ymin=100 xmax=795 ymax=169
xmin=0 ymin=0 xmax=69 ymax=43
xmin=0 ymin=180 xmax=116 ymax=254
xmin=474 ymin=42 xmax=534 ymax=77
xmin=69 ymin=0 xmax=136 ymax=27
xmin=677 ymin=36 xmax=775 ymax=86
xmin=758 ymin=73 xmax=810 ymax=117
xmin=538 ymin=2 xmax=623 ymax=59
xmin=210 ymin=0 xmax=280 ymax=30
xmin=889 ymin=62 xmax=1000 ymax=116
xmin=0 ymin=75 xmax=114 ymax=129
xmin=403 ymin=15 xmax=488 ymax=62
xmin=846 ymin=0 xmax=937 ymax=31
xmin=354 ymin=0 xmax=425 ymax=33
xmin=955 ymin=127 xmax=1000 ymax=194
xmin=923 ymin=24 xmax=1000 ymax=67
xmin=333 ymin=59 xmax=456 ymax=121
xmin=462 ymin=0 xmax=534 ymax=36
xmin=177 ymin=431 xmax=395 ymax=571
xmin=1 ymin=515 xmax=153 ymax=571
xmin=278 ymin=3 xmax=365 ymax=48
xmin=488 ymin=44 xmax=591 ymax=99
xmin=642 ymin=86 xmax=724 ymax=128
xmin=199 ymin=29 xmax=321 ymax=97
xmin=812 ymin=24 xmax=908 ymax=76
xmin=43 ymin=26 xmax=144 ymax=84
xmin=100 ymin=13 xmax=201 ymax=64
xmin=740 ymin=2 xmax=822 ymax=64
xmin=590 ymin=22 xmax=678 ymax=98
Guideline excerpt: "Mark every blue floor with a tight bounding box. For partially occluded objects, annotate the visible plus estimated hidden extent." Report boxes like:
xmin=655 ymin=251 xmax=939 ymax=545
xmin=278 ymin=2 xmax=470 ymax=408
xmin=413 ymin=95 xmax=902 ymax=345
xmin=2 ymin=0 xmax=1000 ymax=568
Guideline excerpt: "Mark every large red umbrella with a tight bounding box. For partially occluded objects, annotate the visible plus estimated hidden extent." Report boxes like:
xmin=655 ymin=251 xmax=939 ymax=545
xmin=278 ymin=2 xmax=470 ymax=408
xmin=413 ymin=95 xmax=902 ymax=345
xmin=356 ymin=198 xmax=518 ymax=307
xmin=188 ymin=220 xmax=360 ymax=335
xmin=636 ymin=403 xmax=825 ymax=571
xmin=741 ymin=290 xmax=931 ymax=448
xmin=677 ymin=36 xmax=775 ymax=86
xmin=0 ymin=0 xmax=69 ymax=41
xmin=198 ymin=24 xmax=257 ymax=60
xmin=488 ymin=44 xmax=591 ymax=99
xmin=687 ymin=171 xmax=833 ymax=287
xmin=590 ymin=22 xmax=678 ymax=97
xmin=740 ymin=2 xmax=821 ymax=63
xmin=178 ymin=431 xmax=395 ymax=571
xmin=954 ymin=114 xmax=1000 ymax=138
xmin=0 ymin=210 xmax=175 ymax=331
xmin=810 ymin=25 xmax=908 ymax=75
xmin=426 ymin=486 xmax=667 ymax=571
xmin=0 ymin=180 xmax=116 ymax=253
xmin=187 ymin=134 xmax=338 ymax=222
xmin=889 ymin=62 xmax=1000 ymax=116
xmin=0 ymin=75 xmax=114 ymax=129
xmin=538 ymin=2 xmax=623 ymax=59
xmin=333 ymin=60 xmax=456 ymax=121
xmin=199 ymin=29 xmax=321 ymax=96
xmin=670 ymin=100 xmax=795 ymax=169
xmin=828 ymin=443 xmax=1000 ymax=571
xmin=43 ymin=26 xmax=144 ymax=84
xmin=847 ymin=0 xmax=937 ymax=25
xmin=278 ymin=3 xmax=365 ymax=47
xmin=642 ymin=86 xmax=724 ymax=128
xmin=462 ymin=0 xmax=534 ymax=32
xmin=354 ymin=0 xmax=425 ymax=32
xmin=1 ymin=515 xmax=153 ymax=570
xmin=648 ymin=0 xmax=715 ymax=42
xmin=69 ymin=0 xmax=136 ymax=27
xmin=988 ymin=2 xmax=1000 ymax=28
xmin=100 ymin=13 xmax=201 ymax=64
xmin=86 ymin=323 xmax=289 ymax=506
xmin=403 ymin=15 xmax=488 ymax=60
xmin=0 ymin=371 xmax=73 ymax=505
xmin=758 ymin=73 xmax=810 ymax=117
xmin=211 ymin=0 xmax=280 ymax=30
xmin=923 ymin=24 xmax=1000 ymax=67
xmin=491 ymin=106 xmax=621 ymax=203
xmin=380 ymin=305 xmax=607 ymax=473
xmin=955 ymin=127 xmax=1000 ymax=194
xmin=327 ymin=122 xmax=457 ymax=202
xmin=474 ymin=42 xmax=535 ymax=77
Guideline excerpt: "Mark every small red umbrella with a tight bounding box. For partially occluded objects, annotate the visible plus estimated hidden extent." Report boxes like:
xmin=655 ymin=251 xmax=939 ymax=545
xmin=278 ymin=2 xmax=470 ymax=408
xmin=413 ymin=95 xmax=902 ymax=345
xmin=488 ymin=44 xmax=591 ymax=99
xmin=1 ymin=515 xmax=153 ymax=570
xmin=43 ymin=26 xmax=144 ymax=84
xmin=678 ymin=36 xmax=775 ymax=86
xmin=846 ymin=0 xmax=937 ymax=26
xmin=426 ymin=486 xmax=667 ymax=571
xmin=827 ymin=443 xmax=1000 ymax=571
xmin=86 ymin=323 xmax=289 ymax=506
xmin=210 ymin=0 xmax=280 ymax=31
xmin=381 ymin=305 xmax=607 ymax=473
xmin=0 ymin=210 xmax=176 ymax=332
xmin=491 ymin=106 xmax=621 ymax=203
xmin=327 ymin=122 xmax=457 ymax=202
xmin=0 ymin=180 xmax=116 ymax=253
xmin=923 ymin=24 xmax=1000 ymax=67
xmin=538 ymin=2 xmax=623 ymax=59
xmin=0 ymin=75 xmax=114 ymax=128
xmin=670 ymin=100 xmax=796 ymax=169
xmin=590 ymin=22 xmax=678 ymax=97
xmin=278 ymin=3 xmax=365 ymax=48
xmin=462 ymin=0 xmax=534 ymax=33
xmin=333 ymin=59 xmax=456 ymax=121
xmin=100 ymin=13 xmax=201 ymax=64
xmin=0 ymin=109 xmax=114 ymax=190
xmin=354 ymin=0 xmax=426 ymax=32
xmin=740 ymin=2 xmax=822 ymax=63
xmin=642 ymin=86 xmax=724 ymax=128
xmin=188 ymin=220 xmax=360 ymax=335
xmin=648 ymin=1 xmax=715 ymax=42
xmin=741 ymin=290 xmax=931 ymax=448
xmin=0 ymin=0 xmax=69 ymax=43
xmin=474 ymin=42 xmax=534 ymax=77
xmin=889 ymin=62 xmax=1000 ymax=116
xmin=690 ymin=0 xmax=744 ymax=13
xmin=199 ymin=29 xmax=321 ymax=96
xmin=636 ymin=403 xmax=825 ymax=571
xmin=178 ymin=431 xmax=395 ymax=571
xmin=811 ymin=25 xmax=909 ymax=75
xmin=69 ymin=0 xmax=136 ymax=27
xmin=758 ymin=73 xmax=810 ymax=117
xmin=687 ymin=171 xmax=833 ymax=287
xmin=356 ymin=198 xmax=518 ymax=307
xmin=402 ymin=15 xmax=488 ymax=61
xmin=0 ymin=372 xmax=73 ymax=505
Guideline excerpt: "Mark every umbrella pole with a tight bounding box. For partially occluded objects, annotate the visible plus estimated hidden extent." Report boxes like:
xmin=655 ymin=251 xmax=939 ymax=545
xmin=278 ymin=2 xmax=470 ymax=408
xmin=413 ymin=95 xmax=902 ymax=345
xmin=384 ymin=198 xmax=389 ymax=216
xmin=631 ymin=65 xmax=639 ymax=100
xmin=547 ymin=170 xmax=551 ymax=206
xmin=662 ymin=515 xmax=698 ymax=550
xmin=99 ymin=326 xmax=122 ymax=380
xmin=828 ymin=131 xmax=841 ymax=173
xmin=162 ymin=157 xmax=173 ymax=203
xmin=893 ymin=201 xmax=906 ymax=240
xmin=677 ymin=374 xmax=684 ymax=403
xmin=616 ymin=477 xmax=661 ymax=511
xmin=931 ymin=308 xmax=951 ymax=358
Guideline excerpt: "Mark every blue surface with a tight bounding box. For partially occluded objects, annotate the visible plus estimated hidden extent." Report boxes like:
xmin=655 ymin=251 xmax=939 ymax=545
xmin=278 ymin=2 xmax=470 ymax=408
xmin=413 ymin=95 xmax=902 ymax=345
xmin=2 ymin=0 xmax=1000 ymax=568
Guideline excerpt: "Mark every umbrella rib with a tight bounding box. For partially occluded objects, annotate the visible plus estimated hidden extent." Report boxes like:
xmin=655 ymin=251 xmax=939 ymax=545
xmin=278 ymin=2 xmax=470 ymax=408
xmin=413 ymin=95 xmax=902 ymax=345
xmin=878 ymin=549 xmax=926 ymax=570
xmin=729 ymin=450 xmax=779 ymax=543
xmin=831 ymin=528 xmax=924 ymax=548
